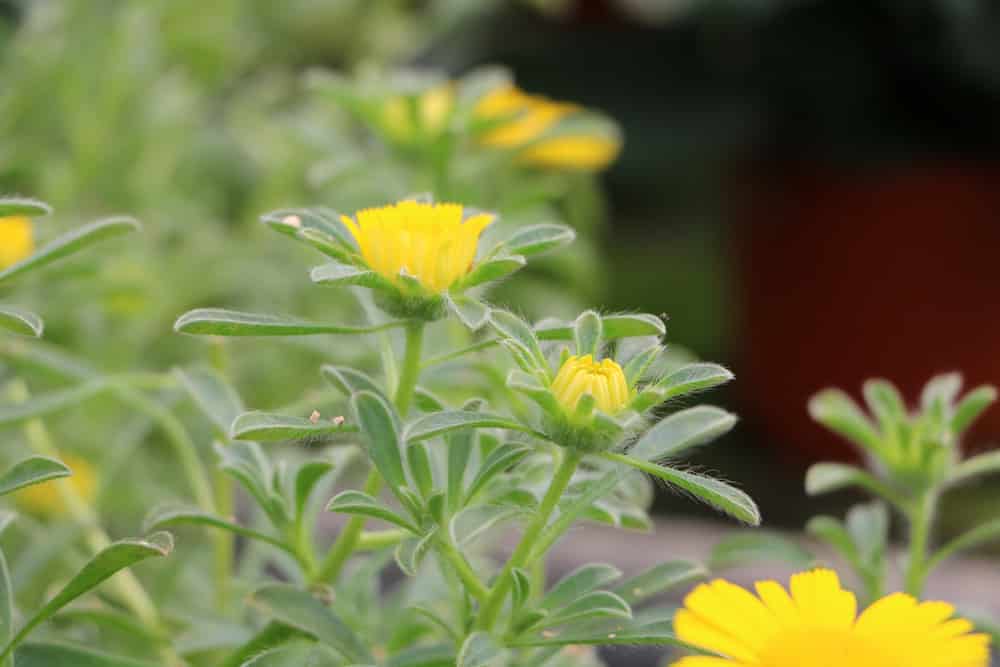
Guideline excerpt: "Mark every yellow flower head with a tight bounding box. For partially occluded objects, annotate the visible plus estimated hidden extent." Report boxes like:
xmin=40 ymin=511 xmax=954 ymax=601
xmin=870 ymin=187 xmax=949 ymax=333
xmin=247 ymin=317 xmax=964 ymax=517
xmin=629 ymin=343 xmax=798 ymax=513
xmin=341 ymin=201 xmax=494 ymax=293
xmin=381 ymin=84 xmax=455 ymax=143
xmin=0 ymin=216 xmax=34 ymax=269
xmin=474 ymin=85 xmax=621 ymax=170
xmin=15 ymin=454 xmax=97 ymax=518
xmin=551 ymin=354 xmax=630 ymax=415
xmin=673 ymin=568 xmax=990 ymax=667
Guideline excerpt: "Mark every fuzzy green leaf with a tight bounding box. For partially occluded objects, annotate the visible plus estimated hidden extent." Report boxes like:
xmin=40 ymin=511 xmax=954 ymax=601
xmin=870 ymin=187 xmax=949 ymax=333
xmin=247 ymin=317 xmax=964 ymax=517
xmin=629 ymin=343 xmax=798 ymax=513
xmin=0 ymin=217 xmax=140 ymax=284
xmin=0 ymin=198 xmax=51 ymax=218
xmin=949 ymin=450 xmax=1000 ymax=487
xmin=327 ymin=491 xmax=420 ymax=534
xmin=605 ymin=453 xmax=760 ymax=525
xmin=0 ymin=550 xmax=10 ymax=656
xmin=808 ymin=389 xmax=881 ymax=453
xmin=0 ymin=381 xmax=106 ymax=425
xmin=573 ymin=311 xmax=603 ymax=357
xmin=352 ymin=391 xmax=407 ymax=493
xmin=489 ymin=310 xmax=546 ymax=369
xmin=450 ymin=505 xmax=523 ymax=546
xmin=395 ymin=530 xmax=437 ymax=577
xmin=0 ymin=534 xmax=172 ymax=660
xmin=540 ymin=564 xmax=622 ymax=611
xmin=406 ymin=410 xmax=540 ymax=443
xmin=628 ymin=406 xmax=737 ymax=462
xmin=464 ymin=444 xmax=533 ymax=502
xmin=927 ymin=518 xmax=1000 ymax=573
xmin=242 ymin=643 xmax=340 ymax=667
xmin=310 ymin=263 xmax=389 ymax=289
xmin=461 ymin=255 xmax=526 ymax=289
xmin=294 ymin=461 xmax=335 ymax=520
xmin=13 ymin=642 xmax=157 ymax=667
xmin=656 ymin=363 xmax=734 ymax=401
xmin=952 ymin=386 xmax=997 ymax=436
xmin=250 ymin=585 xmax=372 ymax=664
xmin=457 ymin=632 xmax=506 ymax=667
xmin=0 ymin=456 xmax=71 ymax=496
xmin=445 ymin=294 xmax=489 ymax=330
xmin=532 ymin=591 xmax=631 ymax=630
xmin=612 ymin=561 xmax=707 ymax=605
xmin=709 ymin=532 xmax=815 ymax=571
xmin=143 ymin=507 xmax=291 ymax=554
xmin=0 ymin=307 xmax=43 ymax=338
xmin=174 ymin=366 xmax=245 ymax=435
xmin=499 ymin=223 xmax=575 ymax=257
xmin=805 ymin=463 xmax=905 ymax=507
xmin=175 ymin=309 xmax=400 ymax=337
xmin=229 ymin=411 xmax=357 ymax=442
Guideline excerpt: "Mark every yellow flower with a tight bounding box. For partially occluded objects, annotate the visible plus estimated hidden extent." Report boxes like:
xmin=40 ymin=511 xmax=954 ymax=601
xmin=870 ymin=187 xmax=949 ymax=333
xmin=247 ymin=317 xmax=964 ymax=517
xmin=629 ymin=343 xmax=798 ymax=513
xmin=0 ymin=216 xmax=34 ymax=269
xmin=673 ymin=568 xmax=990 ymax=667
xmin=518 ymin=136 xmax=621 ymax=171
xmin=15 ymin=454 xmax=97 ymax=518
xmin=341 ymin=201 xmax=493 ymax=293
xmin=381 ymin=85 xmax=455 ymax=143
xmin=474 ymin=85 xmax=621 ymax=170
xmin=551 ymin=354 xmax=630 ymax=415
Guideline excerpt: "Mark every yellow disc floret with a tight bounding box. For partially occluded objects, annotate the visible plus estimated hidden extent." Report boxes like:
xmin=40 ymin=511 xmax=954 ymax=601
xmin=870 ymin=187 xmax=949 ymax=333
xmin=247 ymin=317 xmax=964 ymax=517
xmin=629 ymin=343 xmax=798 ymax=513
xmin=341 ymin=201 xmax=493 ymax=293
xmin=672 ymin=568 xmax=990 ymax=667
xmin=0 ymin=216 xmax=34 ymax=269
xmin=15 ymin=454 xmax=97 ymax=518
xmin=551 ymin=354 xmax=630 ymax=415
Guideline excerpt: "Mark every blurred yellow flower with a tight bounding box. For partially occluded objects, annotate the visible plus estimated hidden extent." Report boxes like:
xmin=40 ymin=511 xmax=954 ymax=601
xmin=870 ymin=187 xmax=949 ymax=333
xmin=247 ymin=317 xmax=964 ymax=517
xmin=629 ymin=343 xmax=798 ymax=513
xmin=551 ymin=354 xmax=630 ymax=414
xmin=380 ymin=85 xmax=455 ymax=144
xmin=15 ymin=454 xmax=97 ymax=518
xmin=474 ymin=86 xmax=621 ymax=170
xmin=0 ymin=216 xmax=34 ymax=269
xmin=673 ymin=568 xmax=989 ymax=667
xmin=341 ymin=201 xmax=493 ymax=293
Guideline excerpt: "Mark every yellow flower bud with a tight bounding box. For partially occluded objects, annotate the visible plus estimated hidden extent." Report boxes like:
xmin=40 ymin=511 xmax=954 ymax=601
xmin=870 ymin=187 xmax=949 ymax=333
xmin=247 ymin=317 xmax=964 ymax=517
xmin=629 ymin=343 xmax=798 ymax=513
xmin=341 ymin=201 xmax=493 ymax=293
xmin=0 ymin=216 xmax=34 ymax=269
xmin=380 ymin=85 xmax=455 ymax=144
xmin=15 ymin=454 xmax=97 ymax=518
xmin=551 ymin=354 xmax=630 ymax=415
xmin=474 ymin=86 xmax=621 ymax=171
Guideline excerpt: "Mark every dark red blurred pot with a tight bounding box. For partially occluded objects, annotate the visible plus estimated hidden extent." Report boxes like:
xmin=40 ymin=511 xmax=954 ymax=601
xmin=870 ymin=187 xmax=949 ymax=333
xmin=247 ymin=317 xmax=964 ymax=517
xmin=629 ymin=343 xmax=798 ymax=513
xmin=735 ymin=162 xmax=1000 ymax=463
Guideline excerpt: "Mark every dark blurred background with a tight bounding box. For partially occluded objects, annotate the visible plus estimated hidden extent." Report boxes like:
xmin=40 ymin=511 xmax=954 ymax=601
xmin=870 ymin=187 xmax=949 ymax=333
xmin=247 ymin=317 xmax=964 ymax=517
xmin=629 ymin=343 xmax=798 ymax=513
xmin=422 ymin=0 xmax=1000 ymax=533
xmin=3 ymin=0 xmax=1000 ymax=531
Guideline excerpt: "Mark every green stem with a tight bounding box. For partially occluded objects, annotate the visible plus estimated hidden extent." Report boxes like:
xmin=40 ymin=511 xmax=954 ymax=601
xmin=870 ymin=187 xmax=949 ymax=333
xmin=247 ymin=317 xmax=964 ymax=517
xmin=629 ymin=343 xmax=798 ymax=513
xmin=310 ymin=320 xmax=426 ymax=583
xmin=476 ymin=449 xmax=581 ymax=631
xmin=437 ymin=536 xmax=490 ymax=603
xmin=311 ymin=468 xmax=382 ymax=584
xmin=212 ymin=470 xmax=234 ymax=611
xmin=395 ymin=321 xmax=425 ymax=416
xmin=356 ymin=529 xmax=408 ymax=551
xmin=904 ymin=490 xmax=937 ymax=597
xmin=110 ymin=386 xmax=216 ymax=513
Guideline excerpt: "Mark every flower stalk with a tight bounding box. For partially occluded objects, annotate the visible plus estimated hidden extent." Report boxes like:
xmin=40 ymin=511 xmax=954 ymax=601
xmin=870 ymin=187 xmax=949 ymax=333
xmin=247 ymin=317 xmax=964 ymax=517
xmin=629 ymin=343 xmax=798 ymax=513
xmin=476 ymin=447 xmax=582 ymax=631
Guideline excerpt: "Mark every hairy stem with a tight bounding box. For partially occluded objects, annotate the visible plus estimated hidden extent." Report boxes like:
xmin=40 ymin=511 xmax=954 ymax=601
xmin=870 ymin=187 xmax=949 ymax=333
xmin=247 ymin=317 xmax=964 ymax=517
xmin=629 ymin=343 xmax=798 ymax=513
xmin=904 ymin=490 xmax=937 ymax=597
xmin=476 ymin=449 xmax=581 ymax=631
